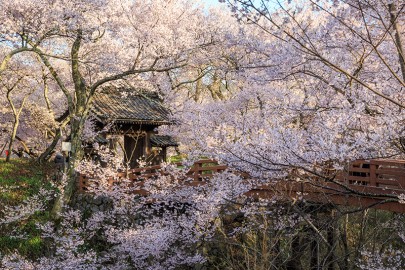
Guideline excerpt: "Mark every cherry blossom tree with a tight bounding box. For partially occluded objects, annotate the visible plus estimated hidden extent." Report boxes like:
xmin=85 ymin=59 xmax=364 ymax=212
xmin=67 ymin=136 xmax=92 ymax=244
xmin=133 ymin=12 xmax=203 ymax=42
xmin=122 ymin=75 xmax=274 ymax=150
xmin=0 ymin=55 xmax=51 ymax=161
xmin=0 ymin=148 xmax=250 ymax=269
xmin=162 ymin=1 xmax=405 ymax=268
xmin=173 ymin=0 xmax=405 ymax=192
xmin=1 ymin=1 xmax=404 ymax=268
xmin=0 ymin=0 xmax=222 ymax=215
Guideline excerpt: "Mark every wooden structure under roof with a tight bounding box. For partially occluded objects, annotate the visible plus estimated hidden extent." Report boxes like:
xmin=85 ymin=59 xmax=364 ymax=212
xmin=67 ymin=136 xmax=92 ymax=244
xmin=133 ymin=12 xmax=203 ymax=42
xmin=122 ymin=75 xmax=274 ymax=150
xmin=92 ymin=87 xmax=178 ymax=168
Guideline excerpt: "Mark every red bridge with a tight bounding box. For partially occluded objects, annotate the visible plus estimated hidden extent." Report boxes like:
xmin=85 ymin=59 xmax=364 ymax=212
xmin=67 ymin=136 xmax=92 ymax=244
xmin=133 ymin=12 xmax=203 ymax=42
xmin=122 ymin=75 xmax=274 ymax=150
xmin=78 ymin=159 xmax=405 ymax=213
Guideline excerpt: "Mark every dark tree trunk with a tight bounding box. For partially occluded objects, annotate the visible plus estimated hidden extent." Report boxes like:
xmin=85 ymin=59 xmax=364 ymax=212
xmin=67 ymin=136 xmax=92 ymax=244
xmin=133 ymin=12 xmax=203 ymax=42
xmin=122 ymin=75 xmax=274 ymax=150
xmin=287 ymin=234 xmax=302 ymax=270
xmin=309 ymin=231 xmax=319 ymax=270
xmin=325 ymin=210 xmax=337 ymax=270
xmin=38 ymin=128 xmax=61 ymax=163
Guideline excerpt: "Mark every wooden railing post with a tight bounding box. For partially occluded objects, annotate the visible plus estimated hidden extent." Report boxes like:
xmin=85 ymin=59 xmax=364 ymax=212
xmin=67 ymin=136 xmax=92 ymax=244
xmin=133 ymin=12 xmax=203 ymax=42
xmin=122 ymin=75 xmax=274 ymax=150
xmin=78 ymin=174 xmax=84 ymax=192
xmin=195 ymin=162 xmax=202 ymax=181
xmin=400 ymin=174 xmax=405 ymax=187
xmin=369 ymin=162 xmax=377 ymax=187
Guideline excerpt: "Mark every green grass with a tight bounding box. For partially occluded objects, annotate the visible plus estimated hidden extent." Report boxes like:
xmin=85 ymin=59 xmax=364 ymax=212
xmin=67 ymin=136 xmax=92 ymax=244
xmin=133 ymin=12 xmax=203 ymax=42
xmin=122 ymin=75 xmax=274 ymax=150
xmin=0 ymin=158 xmax=56 ymax=259
xmin=0 ymin=159 xmax=55 ymax=203
xmin=0 ymin=235 xmax=46 ymax=258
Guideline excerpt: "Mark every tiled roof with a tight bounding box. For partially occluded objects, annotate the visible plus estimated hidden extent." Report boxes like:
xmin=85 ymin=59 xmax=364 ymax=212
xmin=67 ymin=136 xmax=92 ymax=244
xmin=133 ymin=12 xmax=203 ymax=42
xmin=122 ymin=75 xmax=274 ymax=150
xmin=150 ymin=135 xmax=179 ymax=147
xmin=92 ymin=88 xmax=173 ymax=125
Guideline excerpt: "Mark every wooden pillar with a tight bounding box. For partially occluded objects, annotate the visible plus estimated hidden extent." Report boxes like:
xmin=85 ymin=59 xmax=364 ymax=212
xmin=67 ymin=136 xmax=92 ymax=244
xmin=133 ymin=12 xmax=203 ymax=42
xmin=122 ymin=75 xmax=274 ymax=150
xmin=124 ymin=134 xmax=144 ymax=168
xmin=162 ymin=147 xmax=167 ymax=162
xmin=124 ymin=135 xmax=134 ymax=168
xmin=143 ymin=132 xmax=151 ymax=159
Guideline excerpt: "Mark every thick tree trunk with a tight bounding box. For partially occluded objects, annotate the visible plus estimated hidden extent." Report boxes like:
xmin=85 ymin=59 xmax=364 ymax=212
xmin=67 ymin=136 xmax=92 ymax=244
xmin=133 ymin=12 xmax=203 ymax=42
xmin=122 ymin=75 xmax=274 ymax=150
xmin=6 ymin=119 xmax=18 ymax=162
xmin=208 ymin=72 xmax=224 ymax=100
xmin=66 ymin=118 xmax=85 ymax=198
xmin=51 ymin=117 xmax=85 ymax=218
xmin=51 ymin=30 xmax=88 ymax=219
xmin=389 ymin=3 xmax=405 ymax=81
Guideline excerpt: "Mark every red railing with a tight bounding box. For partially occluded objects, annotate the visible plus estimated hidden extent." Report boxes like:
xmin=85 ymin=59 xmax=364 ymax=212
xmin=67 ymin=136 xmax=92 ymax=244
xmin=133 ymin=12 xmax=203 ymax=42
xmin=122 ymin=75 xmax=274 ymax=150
xmin=336 ymin=159 xmax=405 ymax=190
xmin=77 ymin=159 xmax=405 ymax=212
xmin=77 ymin=159 xmax=227 ymax=193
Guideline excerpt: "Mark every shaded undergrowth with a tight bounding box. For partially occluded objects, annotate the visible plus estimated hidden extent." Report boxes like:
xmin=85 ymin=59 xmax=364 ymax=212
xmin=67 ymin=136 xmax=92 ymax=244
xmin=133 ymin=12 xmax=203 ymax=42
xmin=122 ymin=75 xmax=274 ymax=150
xmin=0 ymin=158 xmax=57 ymax=259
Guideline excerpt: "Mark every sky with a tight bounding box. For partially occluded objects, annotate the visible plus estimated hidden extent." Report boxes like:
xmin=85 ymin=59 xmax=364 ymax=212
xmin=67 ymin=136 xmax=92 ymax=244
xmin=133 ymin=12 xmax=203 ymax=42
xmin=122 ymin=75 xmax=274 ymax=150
xmin=201 ymin=0 xmax=276 ymax=12
xmin=203 ymin=0 xmax=221 ymax=6
xmin=202 ymin=0 xmax=227 ymax=9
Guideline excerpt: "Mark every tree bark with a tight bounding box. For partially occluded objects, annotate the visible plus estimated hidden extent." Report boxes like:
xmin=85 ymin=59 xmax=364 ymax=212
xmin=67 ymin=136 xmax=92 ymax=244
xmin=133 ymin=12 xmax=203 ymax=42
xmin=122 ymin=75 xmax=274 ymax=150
xmin=389 ymin=3 xmax=405 ymax=81
xmin=51 ymin=115 xmax=87 ymax=218
xmin=324 ymin=210 xmax=337 ymax=270
xmin=309 ymin=235 xmax=319 ymax=270
xmin=6 ymin=119 xmax=18 ymax=162
xmin=38 ymin=113 xmax=70 ymax=163
xmin=287 ymin=234 xmax=303 ymax=270
xmin=341 ymin=214 xmax=350 ymax=270
xmin=37 ymin=128 xmax=62 ymax=163
xmin=51 ymin=31 xmax=87 ymax=218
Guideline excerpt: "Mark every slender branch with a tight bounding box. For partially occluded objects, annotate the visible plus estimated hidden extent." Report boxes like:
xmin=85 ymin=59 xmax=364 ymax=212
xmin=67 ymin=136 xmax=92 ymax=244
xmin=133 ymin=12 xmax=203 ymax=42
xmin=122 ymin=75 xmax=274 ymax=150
xmin=90 ymin=60 xmax=187 ymax=95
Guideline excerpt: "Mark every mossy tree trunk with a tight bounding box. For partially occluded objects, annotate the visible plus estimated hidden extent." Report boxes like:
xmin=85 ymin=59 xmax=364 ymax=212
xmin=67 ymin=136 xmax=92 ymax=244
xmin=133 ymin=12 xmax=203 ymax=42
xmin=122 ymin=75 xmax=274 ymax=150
xmin=51 ymin=30 xmax=89 ymax=218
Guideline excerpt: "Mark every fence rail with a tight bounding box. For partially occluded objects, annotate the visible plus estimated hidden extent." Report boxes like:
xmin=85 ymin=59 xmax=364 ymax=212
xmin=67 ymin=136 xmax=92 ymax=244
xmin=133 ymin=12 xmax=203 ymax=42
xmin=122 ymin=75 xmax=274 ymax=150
xmin=77 ymin=159 xmax=226 ymax=193
xmin=336 ymin=159 xmax=405 ymax=190
xmin=77 ymin=159 xmax=405 ymax=212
